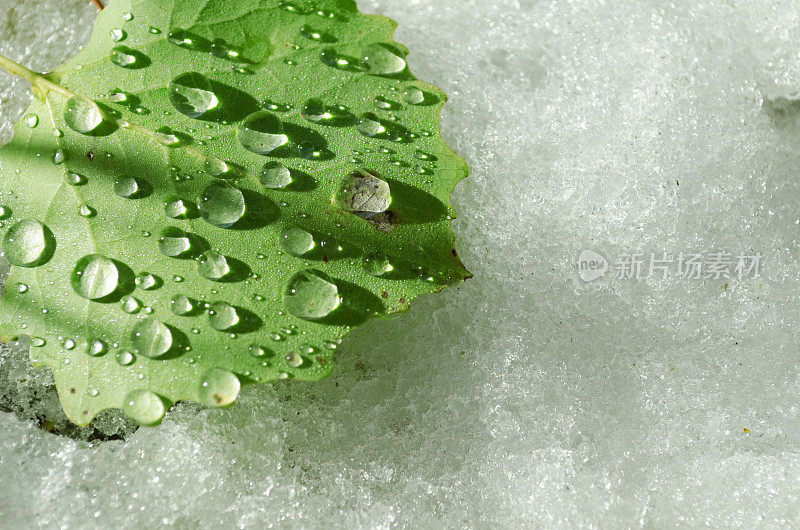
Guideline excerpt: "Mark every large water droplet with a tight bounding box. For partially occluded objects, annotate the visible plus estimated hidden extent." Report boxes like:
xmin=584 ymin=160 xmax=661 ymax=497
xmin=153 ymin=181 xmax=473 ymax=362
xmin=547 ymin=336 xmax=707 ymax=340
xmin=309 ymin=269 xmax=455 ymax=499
xmin=361 ymin=44 xmax=406 ymax=76
xmin=198 ymin=250 xmax=230 ymax=280
xmin=260 ymin=162 xmax=292 ymax=189
xmin=280 ymin=226 xmax=315 ymax=257
xmin=170 ymin=294 xmax=194 ymax=315
xmin=169 ymin=73 xmax=219 ymax=118
xmin=237 ymin=111 xmax=288 ymax=154
xmin=199 ymin=182 xmax=245 ymax=228
xmin=71 ymin=254 xmax=119 ymax=299
xmin=336 ymin=170 xmax=391 ymax=215
xmin=158 ymin=227 xmax=191 ymax=257
xmin=64 ymin=97 xmax=104 ymax=134
xmin=114 ymin=176 xmax=140 ymax=198
xmin=208 ymin=301 xmax=239 ymax=330
xmin=363 ymin=251 xmax=394 ymax=277
xmin=2 ymin=220 xmax=54 ymax=267
xmin=123 ymin=389 xmax=165 ymax=426
xmin=131 ymin=318 xmax=172 ymax=358
xmin=198 ymin=368 xmax=240 ymax=407
xmin=110 ymin=45 xmax=139 ymax=68
xmin=283 ymin=269 xmax=340 ymax=320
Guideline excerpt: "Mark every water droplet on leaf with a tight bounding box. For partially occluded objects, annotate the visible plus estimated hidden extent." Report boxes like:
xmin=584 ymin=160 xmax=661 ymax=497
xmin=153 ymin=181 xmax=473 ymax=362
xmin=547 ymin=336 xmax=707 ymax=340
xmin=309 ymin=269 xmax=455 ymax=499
xmin=170 ymin=294 xmax=193 ymax=315
xmin=237 ymin=111 xmax=288 ymax=154
xmin=64 ymin=97 xmax=104 ymax=134
xmin=199 ymin=182 xmax=245 ymax=227
xmin=283 ymin=269 xmax=340 ymax=320
xmin=131 ymin=318 xmax=172 ymax=358
xmin=199 ymin=368 xmax=240 ymax=407
xmin=114 ymin=176 xmax=140 ymax=198
xmin=71 ymin=255 xmax=119 ymax=300
xmin=158 ymin=227 xmax=192 ymax=257
xmin=208 ymin=301 xmax=239 ymax=330
xmin=260 ymin=162 xmax=292 ymax=189
xmin=280 ymin=226 xmax=315 ymax=257
xmin=198 ymin=250 xmax=230 ymax=280
xmin=2 ymin=220 xmax=54 ymax=267
xmin=123 ymin=389 xmax=165 ymax=426
xmin=169 ymin=73 xmax=220 ymax=118
xmin=361 ymin=44 xmax=406 ymax=76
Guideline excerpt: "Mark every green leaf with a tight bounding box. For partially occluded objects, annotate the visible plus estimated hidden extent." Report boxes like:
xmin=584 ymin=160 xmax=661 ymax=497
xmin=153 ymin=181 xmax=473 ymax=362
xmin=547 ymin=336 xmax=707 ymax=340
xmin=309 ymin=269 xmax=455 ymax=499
xmin=0 ymin=0 xmax=469 ymax=426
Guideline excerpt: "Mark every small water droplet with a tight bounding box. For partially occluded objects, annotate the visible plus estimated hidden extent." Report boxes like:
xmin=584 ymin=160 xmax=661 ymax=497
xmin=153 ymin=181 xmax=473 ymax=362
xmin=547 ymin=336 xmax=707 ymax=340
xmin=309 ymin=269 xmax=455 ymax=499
xmin=131 ymin=318 xmax=172 ymax=358
xmin=280 ymin=226 xmax=315 ymax=257
xmin=87 ymin=339 xmax=106 ymax=356
xmin=158 ymin=227 xmax=192 ymax=257
xmin=64 ymin=97 xmax=104 ymax=134
xmin=204 ymin=157 xmax=230 ymax=177
xmin=199 ymin=182 xmax=245 ymax=228
xmin=117 ymin=350 xmax=135 ymax=366
xmin=65 ymin=172 xmax=87 ymax=186
xmin=122 ymin=12 xmax=134 ymax=21
xmin=53 ymin=150 xmax=64 ymax=165
xmin=300 ymin=98 xmax=331 ymax=123
xmin=123 ymin=389 xmax=165 ymax=426
xmin=285 ymin=352 xmax=303 ymax=368
xmin=154 ymin=130 xmax=180 ymax=146
xmin=78 ymin=204 xmax=96 ymax=218
xmin=110 ymin=45 xmax=140 ymax=68
xmin=237 ymin=111 xmax=288 ymax=154
xmin=260 ymin=161 xmax=292 ymax=189
xmin=164 ymin=196 xmax=192 ymax=218
xmin=208 ymin=301 xmax=239 ymax=330
xmin=148 ymin=26 xmax=161 ymax=34
xmin=24 ymin=114 xmax=38 ymax=128
xmin=402 ymin=87 xmax=425 ymax=105
xmin=198 ymin=250 xmax=230 ymax=280
xmin=63 ymin=338 xmax=76 ymax=350
xmin=31 ymin=337 xmax=45 ymax=347
xmin=248 ymin=344 xmax=269 ymax=358
xmin=283 ymin=269 xmax=340 ymax=320
xmin=72 ymin=254 xmax=119 ymax=299
xmin=198 ymin=368 xmax=240 ymax=407
xmin=135 ymin=272 xmax=158 ymax=290
xmin=122 ymin=295 xmax=142 ymax=313
xmin=3 ymin=218 xmax=55 ymax=269
xmin=170 ymin=294 xmax=193 ymax=315
xmin=169 ymin=73 xmax=220 ymax=118
xmin=356 ymin=114 xmax=386 ymax=138
xmin=336 ymin=170 xmax=391 ymax=215
xmin=114 ymin=176 xmax=140 ymax=198
xmin=110 ymin=28 xmax=126 ymax=42
xmin=361 ymin=44 xmax=406 ymax=76
xmin=297 ymin=141 xmax=322 ymax=160
xmin=363 ymin=251 xmax=394 ymax=276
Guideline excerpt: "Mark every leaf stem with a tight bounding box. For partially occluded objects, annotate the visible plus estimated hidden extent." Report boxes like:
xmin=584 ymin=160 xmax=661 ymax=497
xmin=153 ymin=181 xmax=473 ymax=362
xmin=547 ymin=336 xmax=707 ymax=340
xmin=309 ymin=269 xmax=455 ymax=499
xmin=91 ymin=0 xmax=104 ymax=9
xmin=0 ymin=53 xmax=75 ymax=99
